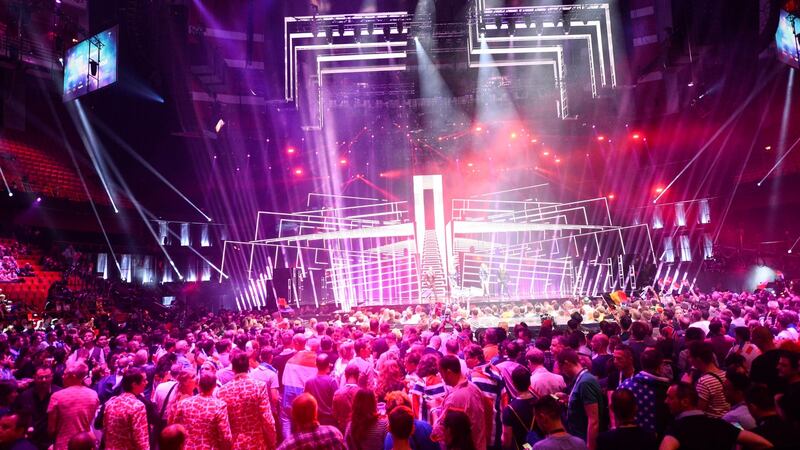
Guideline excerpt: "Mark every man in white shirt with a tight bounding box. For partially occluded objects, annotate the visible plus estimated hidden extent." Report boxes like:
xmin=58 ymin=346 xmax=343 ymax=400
xmin=527 ymin=348 xmax=565 ymax=397
xmin=688 ymin=310 xmax=710 ymax=336
xmin=152 ymin=363 xmax=182 ymax=422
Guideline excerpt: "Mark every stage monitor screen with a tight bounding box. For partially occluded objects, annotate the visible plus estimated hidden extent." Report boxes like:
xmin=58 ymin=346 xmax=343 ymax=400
xmin=776 ymin=9 xmax=800 ymax=69
xmin=63 ymin=26 xmax=119 ymax=101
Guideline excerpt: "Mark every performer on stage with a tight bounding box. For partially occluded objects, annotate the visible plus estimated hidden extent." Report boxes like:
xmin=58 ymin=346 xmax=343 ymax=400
xmin=479 ymin=263 xmax=490 ymax=297
xmin=497 ymin=263 xmax=509 ymax=298
xmin=448 ymin=263 xmax=459 ymax=298
xmin=424 ymin=266 xmax=438 ymax=301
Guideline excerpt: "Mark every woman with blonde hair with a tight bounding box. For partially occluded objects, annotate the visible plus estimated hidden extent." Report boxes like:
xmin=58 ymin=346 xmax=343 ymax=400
xmin=167 ymin=368 xmax=197 ymax=423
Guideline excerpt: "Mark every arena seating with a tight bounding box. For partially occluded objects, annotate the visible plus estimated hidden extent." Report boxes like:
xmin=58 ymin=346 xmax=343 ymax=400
xmin=0 ymin=238 xmax=61 ymax=311
xmin=0 ymin=138 xmax=113 ymax=205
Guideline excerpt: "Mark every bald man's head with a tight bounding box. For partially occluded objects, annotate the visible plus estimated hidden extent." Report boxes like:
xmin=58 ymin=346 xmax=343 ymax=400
xmin=316 ymin=353 xmax=331 ymax=373
xmin=159 ymin=424 xmax=187 ymax=450
xmin=291 ymin=393 xmax=318 ymax=427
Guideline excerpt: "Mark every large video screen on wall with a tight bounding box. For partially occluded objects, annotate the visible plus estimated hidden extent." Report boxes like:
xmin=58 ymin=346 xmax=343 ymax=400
xmin=63 ymin=26 xmax=119 ymax=101
xmin=776 ymin=9 xmax=800 ymax=69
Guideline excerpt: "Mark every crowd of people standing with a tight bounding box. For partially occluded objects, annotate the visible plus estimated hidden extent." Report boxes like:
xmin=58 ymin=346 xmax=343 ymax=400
xmin=0 ymin=286 xmax=796 ymax=450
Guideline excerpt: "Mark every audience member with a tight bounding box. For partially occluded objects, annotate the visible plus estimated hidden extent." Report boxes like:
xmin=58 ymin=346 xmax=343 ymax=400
xmin=597 ymin=389 xmax=657 ymax=450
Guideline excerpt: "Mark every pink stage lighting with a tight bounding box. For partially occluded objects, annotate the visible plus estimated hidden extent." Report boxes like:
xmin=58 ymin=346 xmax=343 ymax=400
xmin=655 ymin=186 xmax=664 ymax=193
xmin=287 ymin=147 xmax=296 ymax=155
xmin=293 ymin=168 xmax=303 ymax=176
xmin=339 ymin=159 xmax=347 ymax=165
xmin=597 ymin=135 xmax=606 ymax=142
xmin=631 ymin=132 xmax=642 ymax=140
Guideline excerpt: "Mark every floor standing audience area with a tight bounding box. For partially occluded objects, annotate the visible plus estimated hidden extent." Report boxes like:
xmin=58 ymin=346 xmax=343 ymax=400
xmin=0 ymin=288 xmax=798 ymax=450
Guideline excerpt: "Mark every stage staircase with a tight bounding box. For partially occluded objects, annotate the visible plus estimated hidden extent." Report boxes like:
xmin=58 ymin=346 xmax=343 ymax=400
xmin=420 ymin=230 xmax=447 ymax=300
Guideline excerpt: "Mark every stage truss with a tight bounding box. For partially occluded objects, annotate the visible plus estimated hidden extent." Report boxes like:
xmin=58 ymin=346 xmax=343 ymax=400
xmin=283 ymin=2 xmax=617 ymax=128
xmin=220 ymin=176 xmax=655 ymax=312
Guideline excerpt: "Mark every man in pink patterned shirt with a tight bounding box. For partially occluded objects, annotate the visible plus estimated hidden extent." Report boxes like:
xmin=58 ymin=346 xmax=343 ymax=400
xmin=47 ymin=363 xmax=99 ymax=450
xmin=217 ymin=352 xmax=277 ymax=450
xmin=172 ymin=373 xmax=232 ymax=450
xmin=102 ymin=368 xmax=150 ymax=450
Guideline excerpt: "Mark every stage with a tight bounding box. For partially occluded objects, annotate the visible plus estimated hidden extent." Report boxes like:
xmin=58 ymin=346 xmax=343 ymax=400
xmin=221 ymin=174 xmax=655 ymax=313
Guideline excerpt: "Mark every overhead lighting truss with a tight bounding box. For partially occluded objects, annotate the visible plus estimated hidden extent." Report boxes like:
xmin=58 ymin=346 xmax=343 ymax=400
xmin=283 ymin=3 xmax=618 ymax=127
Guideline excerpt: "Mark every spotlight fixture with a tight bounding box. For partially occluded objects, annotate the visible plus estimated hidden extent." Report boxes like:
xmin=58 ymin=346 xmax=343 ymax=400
xmin=310 ymin=20 xmax=319 ymax=36
xmin=508 ymin=18 xmax=516 ymax=36
xmin=88 ymin=59 xmax=99 ymax=76
xmin=524 ymin=15 xmax=532 ymax=29
xmin=353 ymin=25 xmax=361 ymax=42
xmin=325 ymin=27 xmax=333 ymax=44
xmin=214 ymin=118 xmax=225 ymax=133
xmin=337 ymin=23 xmax=345 ymax=36
xmin=495 ymin=16 xmax=502 ymax=30
xmin=367 ymin=22 xmax=375 ymax=35
xmin=383 ymin=24 xmax=391 ymax=39
xmin=397 ymin=20 xmax=404 ymax=34
xmin=562 ymin=13 xmax=571 ymax=34
xmin=535 ymin=18 xmax=544 ymax=35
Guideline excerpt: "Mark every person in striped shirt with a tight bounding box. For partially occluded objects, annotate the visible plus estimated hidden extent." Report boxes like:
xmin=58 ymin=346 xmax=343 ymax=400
xmin=688 ymin=341 xmax=730 ymax=419
xmin=409 ymin=354 xmax=448 ymax=423
xmin=464 ymin=344 xmax=507 ymax=450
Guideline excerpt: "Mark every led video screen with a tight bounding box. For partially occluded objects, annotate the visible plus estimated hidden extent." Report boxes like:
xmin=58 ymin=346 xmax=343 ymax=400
xmin=63 ymin=26 xmax=119 ymax=101
xmin=776 ymin=9 xmax=800 ymax=69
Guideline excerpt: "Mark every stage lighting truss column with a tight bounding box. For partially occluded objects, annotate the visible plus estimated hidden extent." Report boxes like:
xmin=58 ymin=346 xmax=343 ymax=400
xmin=557 ymin=48 xmax=568 ymax=119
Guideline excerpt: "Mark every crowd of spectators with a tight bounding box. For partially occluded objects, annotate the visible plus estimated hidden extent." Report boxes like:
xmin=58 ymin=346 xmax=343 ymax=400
xmin=0 ymin=285 xmax=796 ymax=450
xmin=0 ymin=240 xmax=34 ymax=283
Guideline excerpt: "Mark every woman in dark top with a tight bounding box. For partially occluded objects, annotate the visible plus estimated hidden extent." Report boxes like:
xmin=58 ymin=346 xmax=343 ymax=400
xmin=346 ymin=389 xmax=388 ymax=450
xmin=442 ymin=410 xmax=476 ymax=450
